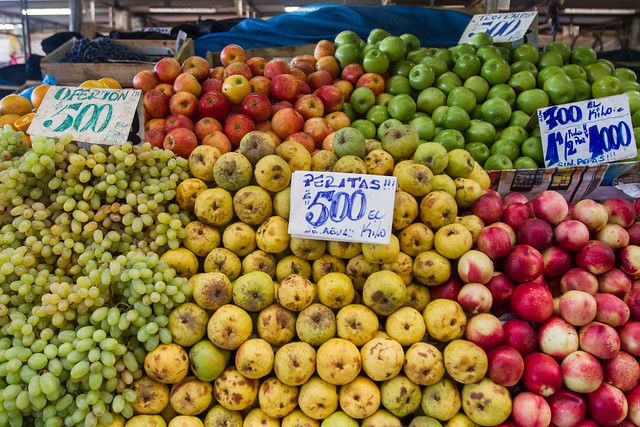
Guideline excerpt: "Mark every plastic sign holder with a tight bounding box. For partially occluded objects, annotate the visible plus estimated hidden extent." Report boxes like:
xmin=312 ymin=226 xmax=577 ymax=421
xmin=28 ymin=86 xmax=144 ymax=146
xmin=459 ymin=11 xmax=538 ymax=44
xmin=289 ymin=171 xmax=397 ymax=244
xmin=538 ymin=94 xmax=637 ymax=168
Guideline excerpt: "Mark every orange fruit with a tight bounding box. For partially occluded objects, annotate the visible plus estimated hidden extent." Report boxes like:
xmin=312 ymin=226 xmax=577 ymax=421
xmin=30 ymin=84 xmax=51 ymax=111
xmin=98 ymin=77 xmax=122 ymax=89
xmin=0 ymin=113 xmax=21 ymax=129
xmin=79 ymin=80 xmax=109 ymax=89
xmin=0 ymin=94 xmax=32 ymax=116
xmin=22 ymin=133 xmax=31 ymax=148
xmin=14 ymin=112 xmax=35 ymax=133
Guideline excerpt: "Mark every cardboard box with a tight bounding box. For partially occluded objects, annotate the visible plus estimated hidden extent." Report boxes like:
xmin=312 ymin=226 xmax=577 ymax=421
xmin=41 ymin=38 xmax=195 ymax=87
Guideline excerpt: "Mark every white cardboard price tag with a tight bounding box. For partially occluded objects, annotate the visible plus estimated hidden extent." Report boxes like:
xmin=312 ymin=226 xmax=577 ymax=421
xmin=537 ymin=94 xmax=637 ymax=168
xmin=28 ymin=86 xmax=144 ymax=146
xmin=459 ymin=11 xmax=538 ymax=43
xmin=288 ymin=171 xmax=396 ymax=244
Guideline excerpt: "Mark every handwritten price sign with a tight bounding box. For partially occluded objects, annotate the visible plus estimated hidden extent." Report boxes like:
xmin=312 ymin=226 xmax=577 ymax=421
xmin=459 ymin=12 xmax=537 ymax=43
xmin=28 ymin=86 xmax=144 ymax=145
xmin=288 ymin=171 xmax=397 ymax=244
xmin=538 ymin=94 xmax=637 ymax=168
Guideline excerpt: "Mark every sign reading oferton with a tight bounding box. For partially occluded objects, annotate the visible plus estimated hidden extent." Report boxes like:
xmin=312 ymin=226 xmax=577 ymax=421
xmin=289 ymin=171 xmax=396 ymax=244
xmin=459 ymin=11 xmax=537 ymax=43
xmin=538 ymin=94 xmax=637 ymax=168
xmin=28 ymin=86 xmax=144 ymax=146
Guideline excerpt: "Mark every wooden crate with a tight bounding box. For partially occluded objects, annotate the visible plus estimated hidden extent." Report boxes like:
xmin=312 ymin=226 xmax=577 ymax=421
xmin=41 ymin=38 xmax=195 ymax=87
xmin=207 ymin=44 xmax=316 ymax=67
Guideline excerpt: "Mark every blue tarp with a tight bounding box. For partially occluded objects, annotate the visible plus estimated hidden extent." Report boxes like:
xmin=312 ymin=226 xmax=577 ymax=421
xmin=194 ymin=4 xmax=472 ymax=57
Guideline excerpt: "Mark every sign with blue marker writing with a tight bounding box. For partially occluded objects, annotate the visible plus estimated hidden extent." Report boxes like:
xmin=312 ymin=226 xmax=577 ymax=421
xmin=28 ymin=86 xmax=144 ymax=146
xmin=288 ymin=171 xmax=397 ymax=244
xmin=538 ymin=94 xmax=637 ymax=168
xmin=459 ymin=11 xmax=537 ymax=43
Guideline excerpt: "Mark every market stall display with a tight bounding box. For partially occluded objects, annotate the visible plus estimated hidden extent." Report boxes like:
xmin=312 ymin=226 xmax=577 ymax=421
xmin=0 ymin=15 xmax=640 ymax=427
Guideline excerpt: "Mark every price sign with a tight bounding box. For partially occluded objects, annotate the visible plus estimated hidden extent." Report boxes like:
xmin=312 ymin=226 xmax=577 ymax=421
xmin=288 ymin=171 xmax=397 ymax=244
xmin=459 ymin=11 xmax=537 ymax=43
xmin=28 ymin=86 xmax=144 ymax=146
xmin=538 ymin=94 xmax=637 ymax=168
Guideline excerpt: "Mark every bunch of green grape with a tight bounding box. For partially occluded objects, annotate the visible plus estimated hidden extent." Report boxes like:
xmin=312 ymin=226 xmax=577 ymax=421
xmin=0 ymin=129 xmax=194 ymax=426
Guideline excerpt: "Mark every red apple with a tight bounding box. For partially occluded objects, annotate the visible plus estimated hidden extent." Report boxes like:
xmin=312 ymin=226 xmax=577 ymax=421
xmin=503 ymin=318 xmax=538 ymax=355
xmin=477 ymin=226 xmax=512 ymax=259
xmin=264 ymin=58 xmax=290 ymax=80
xmin=220 ymin=44 xmax=246 ymax=67
xmin=291 ymin=55 xmax=316 ymax=76
xmin=429 ymin=277 xmax=463 ymax=300
xmin=271 ymin=107 xmax=304 ymax=139
xmin=249 ymin=76 xmax=271 ymax=96
xmin=285 ymin=131 xmax=315 ymax=154
xmin=547 ymin=390 xmax=587 ymax=427
xmin=485 ymin=272 xmax=514 ymax=308
xmin=522 ymin=352 xmax=563 ymax=397
xmin=465 ymin=312 xmax=504 ymax=352
xmin=271 ymin=101 xmax=294 ymax=116
xmin=143 ymin=88 xmax=170 ymax=118
xmin=602 ymin=351 xmax=640 ymax=392
xmin=595 ymin=293 xmax=630 ymax=327
xmin=457 ymin=249 xmax=494 ymax=285
xmin=194 ymin=117 xmax=222 ymax=142
xmin=560 ymin=268 xmax=599 ymax=295
xmin=315 ymin=56 xmax=340 ymax=79
xmin=587 ymin=383 xmax=629 ymax=426
xmin=182 ymin=55 xmax=211 ymax=81
xmin=529 ymin=190 xmax=569 ymax=225
xmin=618 ymin=245 xmax=640 ymax=279
xmin=579 ymin=321 xmax=621 ymax=359
xmin=154 ymin=57 xmax=182 ymax=84
xmin=241 ymin=92 xmax=271 ymax=123
xmin=201 ymin=131 xmax=231 ymax=154
xmin=626 ymin=385 xmax=640 ymax=426
xmin=542 ymin=246 xmax=572 ymax=279
xmin=144 ymin=128 xmax=165 ymax=148
xmin=289 ymin=67 xmax=307 ymax=82
xmin=487 ymin=345 xmax=524 ymax=387
xmin=625 ymin=288 xmax=640 ymax=321
xmin=561 ymin=350 xmax=603 ymax=393
xmin=173 ymin=72 xmax=202 ymax=97
xmin=517 ymin=218 xmax=554 ymax=251
xmin=246 ymin=56 xmax=267 ymax=77
xmin=599 ymin=267 xmax=632 ymax=298
xmin=504 ymin=245 xmax=544 ymax=283
xmin=512 ymin=391 xmax=552 ymax=427
xmin=356 ymin=72 xmax=386 ymax=96
xmin=169 ymin=91 xmax=198 ymax=118
xmin=307 ymin=70 xmax=334 ymax=92
xmin=537 ymin=316 xmax=579 ymax=359
xmin=270 ymin=74 xmax=299 ymax=102
xmin=302 ymin=117 xmax=333 ymax=147
xmin=314 ymin=39 xmax=335 ymax=60
xmin=224 ymin=61 xmax=252 ymax=80
xmin=133 ymin=70 xmax=160 ymax=93
xmin=554 ymin=219 xmax=590 ymax=252
xmin=604 ymin=197 xmax=636 ymax=228
xmin=198 ymin=90 xmax=231 ymax=121
xmin=471 ymin=193 xmax=504 ymax=225
xmin=154 ymin=83 xmax=175 ymax=98
xmin=572 ymin=198 xmax=609 ymax=232
xmin=224 ymin=113 xmax=255 ymax=147
xmin=295 ymin=80 xmax=311 ymax=96
xmin=210 ymin=66 xmax=224 ymax=80
xmin=502 ymin=202 xmax=534 ymax=231
xmin=341 ymin=63 xmax=365 ymax=85
xmin=559 ymin=290 xmax=597 ymax=327
xmin=628 ymin=222 xmax=640 ymax=245
xmin=163 ymin=127 xmax=197 ymax=158
xmin=324 ymin=111 xmax=350 ymax=131
xmin=510 ymin=281 xmax=553 ymax=323
xmin=576 ymin=240 xmax=616 ymax=275
xmin=164 ymin=114 xmax=194 ymax=133
xmin=333 ymin=79 xmax=353 ymax=101
xmin=503 ymin=192 xmax=528 ymax=205
xmin=457 ymin=282 xmax=493 ymax=314
xmin=201 ymin=77 xmax=224 ymax=95
xmin=619 ymin=320 xmax=640 ymax=356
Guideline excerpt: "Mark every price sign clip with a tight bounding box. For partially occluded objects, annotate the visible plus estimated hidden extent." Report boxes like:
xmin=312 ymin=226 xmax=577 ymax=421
xmin=459 ymin=11 xmax=538 ymax=44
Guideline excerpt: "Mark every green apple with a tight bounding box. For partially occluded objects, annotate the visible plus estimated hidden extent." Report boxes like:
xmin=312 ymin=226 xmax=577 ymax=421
xmin=420 ymin=55 xmax=448 ymax=77
xmin=391 ymin=59 xmax=415 ymax=77
xmin=544 ymin=72 xmax=576 ymax=104
xmin=366 ymin=104 xmax=391 ymax=126
xmin=500 ymin=125 xmax=528 ymax=145
xmin=465 ymin=142 xmax=491 ymax=166
xmin=362 ymin=49 xmax=390 ymax=74
xmin=511 ymin=43 xmax=539 ymax=64
xmin=387 ymin=94 xmax=417 ymax=123
xmin=537 ymin=50 xmax=564 ymax=69
xmin=516 ymin=88 xmax=549 ymax=116
xmin=447 ymin=87 xmax=476 ymax=113
xmin=480 ymin=97 xmax=512 ymax=128
xmin=450 ymin=43 xmax=476 ymax=62
xmin=585 ymin=61 xmax=612 ymax=83
xmin=350 ymin=86 xmax=376 ymax=114
xmin=487 ymin=83 xmax=516 ymax=106
xmin=562 ymin=64 xmax=587 ymax=80
xmin=381 ymin=124 xmax=420 ymax=160
xmin=481 ymin=57 xmax=511 ymax=86
xmin=435 ymin=71 xmax=462 ymax=95
xmin=431 ymin=105 xmax=448 ymax=127
xmin=614 ymin=67 xmax=638 ymax=82
xmin=409 ymin=63 xmax=436 ymax=91
xmin=351 ymin=119 xmax=377 ymax=139
xmin=367 ymin=28 xmax=390 ymax=45
xmin=342 ymin=102 xmax=356 ymax=123
xmin=433 ymin=48 xmax=453 ymax=68
xmin=379 ymin=36 xmax=406 ymax=62
xmin=537 ymin=65 xmax=563 ymax=88
xmin=521 ymin=136 xmax=544 ymax=166
xmin=570 ymin=46 xmax=597 ymax=67
xmin=511 ymin=60 xmax=538 ymax=76
xmin=476 ymin=45 xmax=502 ymax=63
xmin=332 ymin=126 xmax=367 ymax=158
xmin=335 ymin=43 xmax=361 ymax=69
xmin=464 ymin=119 xmax=496 ymax=146
xmin=544 ymin=41 xmax=571 ymax=63
xmin=491 ymin=139 xmax=520 ymax=162
xmin=463 ymin=75 xmax=490 ymax=102
xmin=442 ymin=105 xmax=470 ymax=132
xmin=417 ymin=87 xmax=446 ymax=115
xmin=509 ymin=110 xmax=532 ymax=128
xmin=409 ymin=115 xmax=436 ymax=141
xmin=591 ymin=75 xmax=622 ymax=98
xmin=434 ymin=129 xmax=465 ymax=151
xmin=508 ymin=71 xmax=537 ymax=92
xmin=484 ymin=153 xmax=513 ymax=170
xmin=189 ymin=340 xmax=231 ymax=382
xmin=454 ymin=52 xmax=481 ymax=81
xmin=513 ymin=156 xmax=539 ymax=169
xmin=335 ymin=30 xmax=361 ymax=46
xmin=407 ymin=47 xmax=430 ymax=64
xmin=468 ymin=32 xmax=493 ymax=49
xmin=386 ymin=75 xmax=412 ymax=95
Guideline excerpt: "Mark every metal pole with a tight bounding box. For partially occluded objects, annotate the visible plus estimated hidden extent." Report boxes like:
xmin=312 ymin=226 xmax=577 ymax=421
xmin=485 ymin=0 xmax=498 ymax=14
xmin=20 ymin=0 xmax=30 ymax=58
xmin=69 ymin=0 xmax=82 ymax=32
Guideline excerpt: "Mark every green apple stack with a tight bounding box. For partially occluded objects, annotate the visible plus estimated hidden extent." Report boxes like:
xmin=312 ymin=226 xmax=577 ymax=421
xmin=338 ymin=29 xmax=640 ymax=170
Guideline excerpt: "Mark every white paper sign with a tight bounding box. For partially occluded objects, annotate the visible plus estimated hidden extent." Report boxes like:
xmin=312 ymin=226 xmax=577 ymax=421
xmin=537 ymin=94 xmax=637 ymax=168
xmin=459 ymin=11 xmax=538 ymax=43
xmin=288 ymin=171 xmax=396 ymax=244
xmin=28 ymin=86 xmax=144 ymax=146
